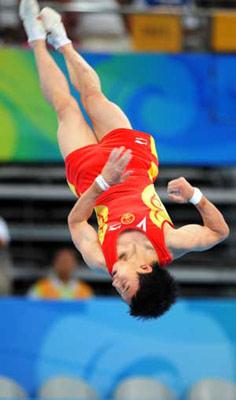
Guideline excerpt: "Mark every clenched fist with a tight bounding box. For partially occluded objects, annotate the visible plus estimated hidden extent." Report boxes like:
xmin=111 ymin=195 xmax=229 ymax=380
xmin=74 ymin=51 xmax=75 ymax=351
xmin=167 ymin=177 xmax=195 ymax=203
xmin=101 ymin=146 xmax=133 ymax=186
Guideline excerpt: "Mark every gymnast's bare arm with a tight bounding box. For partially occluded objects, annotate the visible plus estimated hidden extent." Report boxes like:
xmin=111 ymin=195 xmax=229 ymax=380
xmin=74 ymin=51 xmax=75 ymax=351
xmin=68 ymin=183 xmax=107 ymax=271
xmin=68 ymin=147 xmax=133 ymax=270
xmin=165 ymin=177 xmax=230 ymax=259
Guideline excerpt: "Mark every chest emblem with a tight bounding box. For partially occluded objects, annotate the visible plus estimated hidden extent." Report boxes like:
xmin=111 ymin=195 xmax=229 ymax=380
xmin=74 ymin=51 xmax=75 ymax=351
xmin=121 ymin=213 xmax=136 ymax=225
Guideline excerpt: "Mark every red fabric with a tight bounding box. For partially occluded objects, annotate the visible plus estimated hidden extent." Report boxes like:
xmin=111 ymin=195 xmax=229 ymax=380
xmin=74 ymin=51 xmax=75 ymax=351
xmin=65 ymin=128 xmax=156 ymax=196
xmin=65 ymin=128 xmax=173 ymax=274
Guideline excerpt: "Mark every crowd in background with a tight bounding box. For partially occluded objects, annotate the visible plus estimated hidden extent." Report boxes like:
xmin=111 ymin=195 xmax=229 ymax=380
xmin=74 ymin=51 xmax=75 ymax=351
xmin=1 ymin=0 xmax=236 ymax=47
xmin=1 ymin=0 xmax=132 ymax=47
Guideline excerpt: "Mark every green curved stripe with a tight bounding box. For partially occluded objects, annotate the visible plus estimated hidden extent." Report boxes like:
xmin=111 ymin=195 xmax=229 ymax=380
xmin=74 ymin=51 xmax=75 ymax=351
xmin=0 ymin=99 xmax=17 ymax=159
xmin=0 ymin=48 xmax=60 ymax=161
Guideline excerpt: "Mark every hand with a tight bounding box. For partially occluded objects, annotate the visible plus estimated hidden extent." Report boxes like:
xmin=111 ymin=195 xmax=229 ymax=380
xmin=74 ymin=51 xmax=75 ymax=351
xmin=101 ymin=146 xmax=133 ymax=186
xmin=167 ymin=177 xmax=195 ymax=203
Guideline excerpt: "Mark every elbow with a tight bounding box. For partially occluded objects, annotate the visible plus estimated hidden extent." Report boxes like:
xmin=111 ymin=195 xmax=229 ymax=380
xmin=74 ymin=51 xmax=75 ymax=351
xmin=224 ymin=225 xmax=230 ymax=239
xmin=68 ymin=211 xmax=85 ymax=228
xmin=219 ymin=224 xmax=230 ymax=241
xmin=68 ymin=212 xmax=76 ymax=228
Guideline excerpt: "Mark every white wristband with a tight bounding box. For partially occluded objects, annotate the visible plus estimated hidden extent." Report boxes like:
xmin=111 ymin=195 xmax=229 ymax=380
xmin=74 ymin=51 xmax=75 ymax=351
xmin=189 ymin=187 xmax=203 ymax=205
xmin=95 ymin=175 xmax=110 ymax=191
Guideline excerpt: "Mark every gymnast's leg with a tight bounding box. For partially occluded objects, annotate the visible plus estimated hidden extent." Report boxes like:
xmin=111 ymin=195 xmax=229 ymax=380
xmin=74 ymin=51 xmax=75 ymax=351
xmin=40 ymin=7 xmax=132 ymax=142
xmin=20 ymin=0 xmax=97 ymax=159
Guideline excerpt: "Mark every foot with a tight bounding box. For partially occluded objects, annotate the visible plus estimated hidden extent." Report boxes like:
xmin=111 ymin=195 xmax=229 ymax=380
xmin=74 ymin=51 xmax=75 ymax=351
xmin=19 ymin=0 xmax=46 ymax=42
xmin=40 ymin=7 xmax=71 ymax=50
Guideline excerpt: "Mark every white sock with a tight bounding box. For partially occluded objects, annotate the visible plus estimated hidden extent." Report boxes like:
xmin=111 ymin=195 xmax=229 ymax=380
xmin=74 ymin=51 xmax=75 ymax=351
xmin=40 ymin=8 xmax=71 ymax=50
xmin=47 ymin=32 xmax=71 ymax=50
xmin=23 ymin=18 xmax=46 ymax=42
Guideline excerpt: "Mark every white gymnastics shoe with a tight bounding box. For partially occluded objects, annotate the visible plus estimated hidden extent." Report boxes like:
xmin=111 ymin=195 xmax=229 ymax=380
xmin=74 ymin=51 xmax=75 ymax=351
xmin=40 ymin=7 xmax=71 ymax=50
xmin=19 ymin=0 xmax=46 ymax=42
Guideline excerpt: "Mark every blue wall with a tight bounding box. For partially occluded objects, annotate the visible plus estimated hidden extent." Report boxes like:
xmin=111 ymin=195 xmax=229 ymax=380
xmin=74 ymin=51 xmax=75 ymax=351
xmin=0 ymin=298 xmax=235 ymax=398
xmin=78 ymin=53 xmax=236 ymax=165
xmin=1 ymin=51 xmax=235 ymax=164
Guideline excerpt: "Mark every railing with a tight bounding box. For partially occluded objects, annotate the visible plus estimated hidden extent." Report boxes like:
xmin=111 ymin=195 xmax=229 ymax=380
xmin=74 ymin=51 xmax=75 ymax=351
xmin=2 ymin=2 xmax=236 ymax=53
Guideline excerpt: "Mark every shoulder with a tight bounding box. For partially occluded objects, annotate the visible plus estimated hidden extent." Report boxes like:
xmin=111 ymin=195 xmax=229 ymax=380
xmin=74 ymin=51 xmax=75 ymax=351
xmin=27 ymin=278 xmax=53 ymax=298
xmin=76 ymin=281 xmax=94 ymax=298
xmin=163 ymin=223 xmax=189 ymax=259
xmin=80 ymin=239 xmax=107 ymax=272
xmin=33 ymin=278 xmax=50 ymax=288
xmin=69 ymin=221 xmax=107 ymax=271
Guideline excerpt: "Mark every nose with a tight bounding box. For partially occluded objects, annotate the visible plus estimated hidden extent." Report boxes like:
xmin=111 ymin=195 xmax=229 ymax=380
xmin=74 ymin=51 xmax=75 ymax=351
xmin=112 ymin=276 xmax=122 ymax=291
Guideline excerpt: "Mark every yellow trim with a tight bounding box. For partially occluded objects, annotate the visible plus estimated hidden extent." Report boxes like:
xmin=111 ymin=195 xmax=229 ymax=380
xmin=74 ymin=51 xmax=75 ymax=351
xmin=150 ymin=136 xmax=158 ymax=160
xmin=148 ymin=136 xmax=159 ymax=181
xmin=67 ymin=181 xmax=78 ymax=197
xmin=142 ymin=184 xmax=172 ymax=229
xmin=94 ymin=205 xmax=109 ymax=245
xmin=148 ymin=161 xmax=159 ymax=182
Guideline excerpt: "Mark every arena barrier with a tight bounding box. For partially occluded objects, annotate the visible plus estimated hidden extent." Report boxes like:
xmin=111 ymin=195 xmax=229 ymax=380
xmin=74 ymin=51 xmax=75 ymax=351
xmin=0 ymin=297 xmax=235 ymax=398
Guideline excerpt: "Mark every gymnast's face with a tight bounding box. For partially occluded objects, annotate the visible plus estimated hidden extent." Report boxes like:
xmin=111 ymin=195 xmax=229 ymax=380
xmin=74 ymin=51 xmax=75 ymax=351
xmin=111 ymin=259 xmax=153 ymax=304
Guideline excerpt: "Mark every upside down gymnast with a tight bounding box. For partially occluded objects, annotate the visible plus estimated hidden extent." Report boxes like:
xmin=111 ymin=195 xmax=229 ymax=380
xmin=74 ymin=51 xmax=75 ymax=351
xmin=20 ymin=0 xmax=229 ymax=319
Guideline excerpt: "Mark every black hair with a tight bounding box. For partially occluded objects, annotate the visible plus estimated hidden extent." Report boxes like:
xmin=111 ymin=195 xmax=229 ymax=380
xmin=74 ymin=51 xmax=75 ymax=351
xmin=129 ymin=262 xmax=179 ymax=320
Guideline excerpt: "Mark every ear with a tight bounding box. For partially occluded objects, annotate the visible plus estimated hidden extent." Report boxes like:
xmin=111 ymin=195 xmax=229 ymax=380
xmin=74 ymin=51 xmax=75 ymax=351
xmin=139 ymin=264 xmax=153 ymax=273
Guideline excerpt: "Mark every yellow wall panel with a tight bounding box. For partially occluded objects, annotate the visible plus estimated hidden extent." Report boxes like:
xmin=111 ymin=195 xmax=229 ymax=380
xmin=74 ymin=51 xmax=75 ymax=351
xmin=212 ymin=12 xmax=236 ymax=52
xmin=130 ymin=14 xmax=182 ymax=52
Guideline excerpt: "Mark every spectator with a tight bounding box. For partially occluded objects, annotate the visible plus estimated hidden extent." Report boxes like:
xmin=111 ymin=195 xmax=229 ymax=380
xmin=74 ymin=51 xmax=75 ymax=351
xmin=0 ymin=217 xmax=13 ymax=296
xmin=28 ymin=248 xmax=94 ymax=299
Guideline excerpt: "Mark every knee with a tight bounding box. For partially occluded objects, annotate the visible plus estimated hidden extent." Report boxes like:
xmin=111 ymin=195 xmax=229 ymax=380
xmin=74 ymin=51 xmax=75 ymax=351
xmin=56 ymin=96 xmax=79 ymax=119
xmin=81 ymin=91 xmax=105 ymax=114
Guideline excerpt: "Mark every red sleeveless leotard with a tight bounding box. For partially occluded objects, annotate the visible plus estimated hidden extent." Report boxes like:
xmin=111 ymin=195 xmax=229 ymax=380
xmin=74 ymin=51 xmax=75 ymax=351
xmin=65 ymin=128 xmax=173 ymax=274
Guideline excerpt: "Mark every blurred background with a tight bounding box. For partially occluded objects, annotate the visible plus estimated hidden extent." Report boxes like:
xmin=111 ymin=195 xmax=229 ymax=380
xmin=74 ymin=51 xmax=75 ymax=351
xmin=0 ymin=0 xmax=236 ymax=399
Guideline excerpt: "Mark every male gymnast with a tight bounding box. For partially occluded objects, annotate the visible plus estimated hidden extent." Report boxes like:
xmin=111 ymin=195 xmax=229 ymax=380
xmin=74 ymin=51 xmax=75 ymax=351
xmin=20 ymin=0 xmax=229 ymax=319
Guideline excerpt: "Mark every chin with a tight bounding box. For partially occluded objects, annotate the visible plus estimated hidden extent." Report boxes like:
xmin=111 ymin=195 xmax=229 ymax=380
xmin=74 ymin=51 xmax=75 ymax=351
xmin=121 ymin=296 xmax=130 ymax=305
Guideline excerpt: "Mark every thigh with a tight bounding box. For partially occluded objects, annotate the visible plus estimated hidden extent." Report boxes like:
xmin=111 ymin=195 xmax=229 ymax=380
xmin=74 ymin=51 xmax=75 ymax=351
xmin=81 ymin=92 xmax=132 ymax=142
xmin=57 ymin=103 xmax=98 ymax=159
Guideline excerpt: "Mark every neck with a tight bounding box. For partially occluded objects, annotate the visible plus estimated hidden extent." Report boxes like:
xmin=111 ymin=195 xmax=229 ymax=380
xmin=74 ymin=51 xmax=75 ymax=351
xmin=58 ymin=275 xmax=71 ymax=284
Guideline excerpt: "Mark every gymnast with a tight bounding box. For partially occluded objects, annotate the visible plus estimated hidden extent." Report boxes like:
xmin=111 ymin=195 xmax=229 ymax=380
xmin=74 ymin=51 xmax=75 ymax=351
xmin=20 ymin=0 xmax=229 ymax=318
